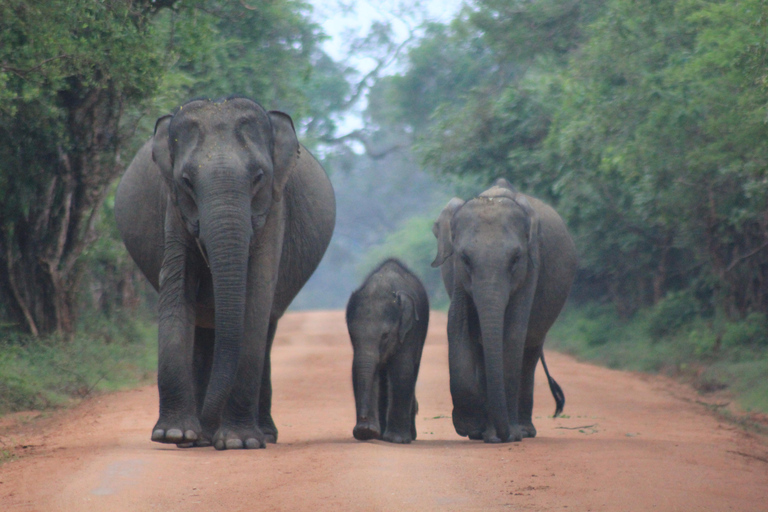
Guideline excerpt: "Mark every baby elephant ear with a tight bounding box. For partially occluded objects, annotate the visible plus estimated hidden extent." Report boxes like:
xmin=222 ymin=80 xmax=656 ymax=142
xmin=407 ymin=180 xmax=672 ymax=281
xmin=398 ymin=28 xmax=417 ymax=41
xmin=152 ymin=114 xmax=173 ymax=181
xmin=431 ymin=197 xmax=465 ymax=268
xmin=396 ymin=292 xmax=419 ymax=342
xmin=268 ymin=110 xmax=299 ymax=203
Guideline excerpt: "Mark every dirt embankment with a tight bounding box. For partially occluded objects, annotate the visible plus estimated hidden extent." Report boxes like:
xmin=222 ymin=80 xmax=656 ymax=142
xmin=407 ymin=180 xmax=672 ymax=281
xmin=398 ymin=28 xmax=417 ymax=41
xmin=1 ymin=311 xmax=767 ymax=511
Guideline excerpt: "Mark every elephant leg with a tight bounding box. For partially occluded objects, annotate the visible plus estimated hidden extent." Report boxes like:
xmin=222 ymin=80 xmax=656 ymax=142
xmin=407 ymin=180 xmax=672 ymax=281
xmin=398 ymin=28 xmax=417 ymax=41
xmin=379 ymin=367 xmax=389 ymax=435
xmin=382 ymin=355 xmax=417 ymax=443
xmin=410 ymin=397 xmax=419 ymax=441
xmin=152 ymin=233 xmax=202 ymax=446
xmin=212 ymin=246 xmax=280 ymax=450
xmin=518 ymin=342 xmax=543 ymax=438
xmin=500 ymin=298 xmax=531 ymax=443
xmin=214 ymin=336 xmax=266 ymax=450
xmin=448 ymin=299 xmax=486 ymax=440
xmin=193 ymin=327 xmax=215 ymax=417
xmin=177 ymin=327 xmax=215 ymax=448
xmin=258 ymin=319 xmax=279 ymax=443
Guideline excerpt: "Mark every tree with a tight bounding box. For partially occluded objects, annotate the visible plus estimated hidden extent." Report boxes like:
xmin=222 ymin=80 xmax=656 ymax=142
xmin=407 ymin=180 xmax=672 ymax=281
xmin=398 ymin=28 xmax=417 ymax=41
xmin=0 ymin=0 xmax=336 ymax=335
xmin=0 ymin=0 xmax=165 ymax=335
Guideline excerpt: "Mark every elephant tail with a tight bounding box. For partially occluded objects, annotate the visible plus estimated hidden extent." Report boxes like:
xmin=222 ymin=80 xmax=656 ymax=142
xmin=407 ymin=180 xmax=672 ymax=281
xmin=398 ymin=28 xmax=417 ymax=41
xmin=541 ymin=351 xmax=565 ymax=417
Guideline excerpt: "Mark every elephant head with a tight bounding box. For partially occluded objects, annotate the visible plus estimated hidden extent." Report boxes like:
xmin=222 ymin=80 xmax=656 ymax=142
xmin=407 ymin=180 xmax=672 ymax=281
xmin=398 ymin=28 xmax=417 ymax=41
xmin=432 ymin=180 xmax=541 ymax=442
xmin=150 ymin=97 xmax=299 ymax=433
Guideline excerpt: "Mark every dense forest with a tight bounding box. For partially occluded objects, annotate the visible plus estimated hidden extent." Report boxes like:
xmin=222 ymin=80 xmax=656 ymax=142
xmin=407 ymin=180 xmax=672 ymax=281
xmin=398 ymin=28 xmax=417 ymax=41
xmin=1 ymin=0 xmax=767 ymax=415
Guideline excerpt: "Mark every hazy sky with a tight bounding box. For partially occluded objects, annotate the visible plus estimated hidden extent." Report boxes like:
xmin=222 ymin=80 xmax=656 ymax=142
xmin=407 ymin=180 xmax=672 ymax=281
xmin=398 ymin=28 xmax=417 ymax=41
xmin=307 ymin=0 xmax=465 ymax=134
xmin=310 ymin=0 xmax=464 ymax=62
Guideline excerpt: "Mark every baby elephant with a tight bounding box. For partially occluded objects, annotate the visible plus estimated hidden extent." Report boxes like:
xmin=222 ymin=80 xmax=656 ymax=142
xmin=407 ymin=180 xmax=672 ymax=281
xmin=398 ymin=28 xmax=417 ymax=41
xmin=346 ymin=259 xmax=430 ymax=443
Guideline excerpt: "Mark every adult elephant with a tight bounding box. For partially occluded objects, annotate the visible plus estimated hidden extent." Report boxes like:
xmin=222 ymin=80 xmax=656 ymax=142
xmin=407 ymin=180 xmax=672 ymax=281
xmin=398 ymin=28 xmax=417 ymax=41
xmin=431 ymin=179 xmax=576 ymax=443
xmin=115 ymin=96 xmax=336 ymax=450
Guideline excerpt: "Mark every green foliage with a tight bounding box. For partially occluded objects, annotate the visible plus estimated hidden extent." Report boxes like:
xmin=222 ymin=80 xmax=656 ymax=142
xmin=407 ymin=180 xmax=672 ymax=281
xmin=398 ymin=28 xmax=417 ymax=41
xmin=0 ymin=0 xmax=344 ymax=335
xmin=647 ymin=291 xmax=701 ymax=339
xmin=721 ymin=312 xmax=768 ymax=349
xmin=0 ymin=316 xmax=156 ymax=415
xmin=384 ymin=0 xmax=768 ymax=322
xmin=360 ymin=214 xmax=449 ymax=309
xmin=549 ymin=304 xmax=768 ymax=414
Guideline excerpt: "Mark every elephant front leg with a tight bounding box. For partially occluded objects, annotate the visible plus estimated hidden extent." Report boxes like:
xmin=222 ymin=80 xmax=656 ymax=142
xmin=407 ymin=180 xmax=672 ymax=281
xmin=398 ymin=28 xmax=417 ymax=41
xmin=153 ymin=233 xmax=203 ymax=446
xmin=448 ymin=297 xmax=487 ymax=440
xmin=382 ymin=355 xmax=418 ymax=444
xmin=212 ymin=246 xmax=278 ymax=450
xmin=213 ymin=327 xmax=268 ymax=449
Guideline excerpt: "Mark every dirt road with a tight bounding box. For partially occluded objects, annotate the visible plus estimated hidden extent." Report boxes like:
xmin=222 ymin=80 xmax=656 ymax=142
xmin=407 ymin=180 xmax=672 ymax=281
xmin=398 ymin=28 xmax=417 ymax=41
xmin=1 ymin=311 xmax=767 ymax=511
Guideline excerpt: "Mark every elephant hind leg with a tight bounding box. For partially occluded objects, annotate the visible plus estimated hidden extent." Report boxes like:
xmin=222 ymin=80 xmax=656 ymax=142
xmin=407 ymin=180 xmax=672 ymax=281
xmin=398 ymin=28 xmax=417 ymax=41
xmin=258 ymin=319 xmax=279 ymax=443
xmin=378 ymin=367 xmax=389 ymax=435
xmin=518 ymin=342 xmax=543 ymax=438
xmin=193 ymin=327 xmax=215 ymax=417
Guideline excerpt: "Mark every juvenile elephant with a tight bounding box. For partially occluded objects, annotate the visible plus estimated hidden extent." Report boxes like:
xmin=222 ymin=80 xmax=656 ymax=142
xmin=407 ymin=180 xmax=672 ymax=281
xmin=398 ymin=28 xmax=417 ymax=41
xmin=114 ymin=96 xmax=335 ymax=450
xmin=432 ymin=178 xmax=576 ymax=443
xmin=346 ymin=259 xmax=429 ymax=444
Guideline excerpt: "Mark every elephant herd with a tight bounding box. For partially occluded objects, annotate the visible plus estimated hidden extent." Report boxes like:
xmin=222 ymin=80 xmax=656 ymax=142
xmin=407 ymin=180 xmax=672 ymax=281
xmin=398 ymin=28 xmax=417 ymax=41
xmin=114 ymin=96 xmax=577 ymax=450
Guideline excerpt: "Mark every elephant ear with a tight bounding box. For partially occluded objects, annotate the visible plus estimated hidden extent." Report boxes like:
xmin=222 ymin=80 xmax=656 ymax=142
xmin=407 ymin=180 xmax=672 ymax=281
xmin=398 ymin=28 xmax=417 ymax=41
xmin=514 ymin=194 xmax=541 ymax=273
xmin=268 ymin=110 xmax=299 ymax=203
xmin=431 ymin=197 xmax=465 ymax=268
xmin=152 ymin=114 xmax=173 ymax=182
xmin=396 ymin=291 xmax=419 ymax=343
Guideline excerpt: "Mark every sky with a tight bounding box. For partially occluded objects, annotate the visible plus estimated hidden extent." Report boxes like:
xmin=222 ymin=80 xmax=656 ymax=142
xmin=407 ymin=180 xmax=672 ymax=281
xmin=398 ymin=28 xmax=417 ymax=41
xmin=309 ymin=0 xmax=465 ymax=62
xmin=307 ymin=0 xmax=466 ymax=134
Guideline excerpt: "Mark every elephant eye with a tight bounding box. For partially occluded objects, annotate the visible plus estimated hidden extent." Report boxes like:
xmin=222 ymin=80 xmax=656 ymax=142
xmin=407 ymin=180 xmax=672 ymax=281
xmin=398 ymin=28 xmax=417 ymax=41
xmin=460 ymin=253 xmax=471 ymax=269
xmin=253 ymin=170 xmax=264 ymax=186
xmin=181 ymin=174 xmax=193 ymax=191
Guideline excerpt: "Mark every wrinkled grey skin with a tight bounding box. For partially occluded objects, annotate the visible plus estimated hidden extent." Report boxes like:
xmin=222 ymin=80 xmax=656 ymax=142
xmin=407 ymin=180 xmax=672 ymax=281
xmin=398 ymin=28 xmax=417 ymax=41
xmin=346 ymin=259 xmax=429 ymax=444
xmin=432 ymin=178 xmax=576 ymax=443
xmin=114 ymin=97 xmax=335 ymax=450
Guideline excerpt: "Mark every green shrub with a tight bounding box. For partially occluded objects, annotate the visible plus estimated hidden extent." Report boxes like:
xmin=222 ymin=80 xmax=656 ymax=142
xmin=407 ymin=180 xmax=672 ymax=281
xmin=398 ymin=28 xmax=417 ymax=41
xmin=721 ymin=313 xmax=768 ymax=349
xmin=0 ymin=316 xmax=156 ymax=416
xmin=647 ymin=291 xmax=700 ymax=339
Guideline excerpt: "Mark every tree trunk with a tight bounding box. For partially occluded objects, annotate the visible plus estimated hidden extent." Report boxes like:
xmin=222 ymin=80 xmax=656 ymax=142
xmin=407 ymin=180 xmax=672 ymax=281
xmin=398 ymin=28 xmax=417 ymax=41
xmin=0 ymin=85 xmax=124 ymax=337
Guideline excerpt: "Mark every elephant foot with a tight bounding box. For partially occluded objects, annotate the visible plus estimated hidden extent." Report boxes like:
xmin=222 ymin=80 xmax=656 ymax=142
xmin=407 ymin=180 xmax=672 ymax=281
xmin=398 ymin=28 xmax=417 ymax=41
xmin=453 ymin=409 xmax=485 ymax=440
xmin=483 ymin=424 xmax=524 ymax=444
xmin=212 ymin=426 xmax=266 ymax=450
xmin=353 ymin=419 xmax=381 ymax=441
xmin=151 ymin=416 xmax=203 ymax=445
xmin=521 ymin=422 xmax=537 ymax=438
xmin=177 ymin=438 xmax=213 ymax=449
xmin=383 ymin=429 xmax=413 ymax=444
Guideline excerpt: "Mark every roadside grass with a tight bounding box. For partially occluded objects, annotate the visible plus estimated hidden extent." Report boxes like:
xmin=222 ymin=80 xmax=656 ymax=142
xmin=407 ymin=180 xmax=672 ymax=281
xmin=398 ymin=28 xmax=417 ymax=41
xmin=548 ymin=302 xmax=768 ymax=419
xmin=0 ymin=312 xmax=157 ymax=416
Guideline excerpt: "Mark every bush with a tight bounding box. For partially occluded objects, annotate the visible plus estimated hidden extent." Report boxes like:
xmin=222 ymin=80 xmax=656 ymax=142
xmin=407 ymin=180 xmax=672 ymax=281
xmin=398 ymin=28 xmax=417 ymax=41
xmin=0 ymin=316 xmax=156 ymax=416
xmin=647 ymin=291 xmax=700 ymax=340
xmin=721 ymin=313 xmax=768 ymax=349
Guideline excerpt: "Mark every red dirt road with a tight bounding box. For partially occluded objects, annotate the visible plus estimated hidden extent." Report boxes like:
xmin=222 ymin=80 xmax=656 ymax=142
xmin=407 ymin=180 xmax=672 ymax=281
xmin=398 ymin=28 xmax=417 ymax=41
xmin=1 ymin=310 xmax=767 ymax=511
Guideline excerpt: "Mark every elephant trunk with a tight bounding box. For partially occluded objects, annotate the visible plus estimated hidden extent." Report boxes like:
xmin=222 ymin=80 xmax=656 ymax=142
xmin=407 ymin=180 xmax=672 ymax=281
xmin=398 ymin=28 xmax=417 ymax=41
xmin=352 ymin=350 xmax=382 ymax=440
xmin=474 ymin=286 xmax=510 ymax=442
xmin=197 ymin=184 xmax=253 ymax=436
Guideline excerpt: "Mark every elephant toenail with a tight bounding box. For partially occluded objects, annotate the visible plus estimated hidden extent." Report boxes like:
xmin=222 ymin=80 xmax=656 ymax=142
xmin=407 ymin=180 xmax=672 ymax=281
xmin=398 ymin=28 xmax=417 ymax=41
xmin=245 ymin=438 xmax=261 ymax=449
xmin=166 ymin=428 xmax=184 ymax=442
xmin=226 ymin=438 xmax=244 ymax=450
